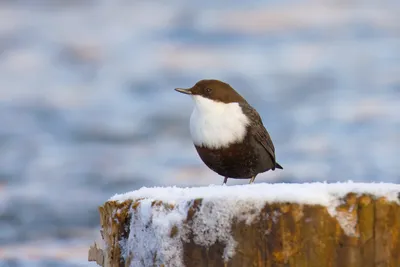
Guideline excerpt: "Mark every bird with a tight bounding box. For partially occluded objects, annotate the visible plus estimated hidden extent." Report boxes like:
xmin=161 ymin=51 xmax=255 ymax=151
xmin=175 ymin=79 xmax=283 ymax=185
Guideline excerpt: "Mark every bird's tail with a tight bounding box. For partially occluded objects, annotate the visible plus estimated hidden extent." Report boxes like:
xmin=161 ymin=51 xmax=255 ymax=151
xmin=275 ymin=162 xmax=283 ymax=169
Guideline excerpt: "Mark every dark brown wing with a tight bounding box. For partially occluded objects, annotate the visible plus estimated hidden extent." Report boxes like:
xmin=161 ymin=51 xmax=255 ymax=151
xmin=239 ymin=103 xmax=277 ymax=168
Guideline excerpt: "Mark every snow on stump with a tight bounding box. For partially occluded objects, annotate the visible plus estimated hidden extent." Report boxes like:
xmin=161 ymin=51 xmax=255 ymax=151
xmin=90 ymin=182 xmax=400 ymax=267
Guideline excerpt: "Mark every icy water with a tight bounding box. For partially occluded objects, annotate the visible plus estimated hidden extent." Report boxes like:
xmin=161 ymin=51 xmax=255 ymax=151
xmin=0 ymin=1 xmax=399 ymax=266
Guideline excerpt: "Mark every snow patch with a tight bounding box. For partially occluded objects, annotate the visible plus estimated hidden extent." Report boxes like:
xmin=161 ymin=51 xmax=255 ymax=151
xmin=126 ymin=199 xmax=188 ymax=266
xmin=190 ymin=197 xmax=265 ymax=261
xmin=335 ymin=209 xmax=358 ymax=237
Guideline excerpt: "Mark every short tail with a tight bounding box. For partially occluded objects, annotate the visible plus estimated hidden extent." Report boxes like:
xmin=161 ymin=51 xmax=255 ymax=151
xmin=275 ymin=162 xmax=283 ymax=169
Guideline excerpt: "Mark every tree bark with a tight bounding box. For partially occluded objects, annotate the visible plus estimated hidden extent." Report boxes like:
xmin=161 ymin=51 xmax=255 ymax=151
xmin=89 ymin=193 xmax=400 ymax=267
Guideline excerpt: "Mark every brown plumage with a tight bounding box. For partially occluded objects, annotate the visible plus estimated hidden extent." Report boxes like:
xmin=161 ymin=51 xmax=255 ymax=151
xmin=175 ymin=79 xmax=283 ymax=184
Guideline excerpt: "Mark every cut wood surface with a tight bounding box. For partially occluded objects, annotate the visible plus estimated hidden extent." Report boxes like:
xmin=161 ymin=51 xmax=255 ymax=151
xmin=88 ymin=183 xmax=400 ymax=267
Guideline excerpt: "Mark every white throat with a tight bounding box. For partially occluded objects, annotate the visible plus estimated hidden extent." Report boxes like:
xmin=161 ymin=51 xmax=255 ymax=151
xmin=189 ymin=95 xmax=250 ymax=149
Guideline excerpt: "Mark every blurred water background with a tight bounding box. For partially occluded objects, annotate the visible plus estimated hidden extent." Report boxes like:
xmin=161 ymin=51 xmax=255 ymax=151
xmin=0 ymin=0 xmax=399 ymax=266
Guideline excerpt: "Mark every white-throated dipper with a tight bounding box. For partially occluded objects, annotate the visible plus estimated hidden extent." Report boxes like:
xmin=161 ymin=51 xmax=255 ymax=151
xmin=175 ymin=79 xmax=283 ymax=185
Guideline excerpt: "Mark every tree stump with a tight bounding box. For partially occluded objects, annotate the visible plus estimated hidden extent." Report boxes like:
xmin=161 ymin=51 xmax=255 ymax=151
xmin=88 ymin=182 xmax=400 ymax=267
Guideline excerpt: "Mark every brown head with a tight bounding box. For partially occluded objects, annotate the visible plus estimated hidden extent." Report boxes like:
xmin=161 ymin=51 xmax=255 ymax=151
xmin=175 ymin=79 xmax=247 ymax=104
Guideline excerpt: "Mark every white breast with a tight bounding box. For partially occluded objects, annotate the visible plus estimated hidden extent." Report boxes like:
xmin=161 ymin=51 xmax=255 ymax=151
xmin=189 ymin=95 xmax=250 ymax=149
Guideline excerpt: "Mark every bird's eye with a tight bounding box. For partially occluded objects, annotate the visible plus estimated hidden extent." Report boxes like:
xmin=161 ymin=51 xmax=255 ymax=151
xmin=206 ymin=88 xmax=212 ymax=93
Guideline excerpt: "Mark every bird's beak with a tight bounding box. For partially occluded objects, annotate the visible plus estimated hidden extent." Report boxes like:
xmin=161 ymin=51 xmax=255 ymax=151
xmin=174 ymin=88 xmax=192 ymax=95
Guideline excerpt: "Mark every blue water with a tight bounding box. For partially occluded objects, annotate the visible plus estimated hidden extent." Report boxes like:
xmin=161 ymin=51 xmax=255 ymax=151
xmin=0 ymin=1 xmax=399 ymax=266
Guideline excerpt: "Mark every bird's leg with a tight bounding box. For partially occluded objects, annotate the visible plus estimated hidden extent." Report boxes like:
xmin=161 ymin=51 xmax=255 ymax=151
xmin=249 ymin=175 xmax=257 ymax=184
xmin=222 ymin=177 xmax=228 ymax=185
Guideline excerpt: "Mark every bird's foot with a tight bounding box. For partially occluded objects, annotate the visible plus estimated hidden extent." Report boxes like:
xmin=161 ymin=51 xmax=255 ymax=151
xmin=222 ymin=177 xmax=228 ymax=185
xmin=249 ymin=175 xmax=257 ymax=184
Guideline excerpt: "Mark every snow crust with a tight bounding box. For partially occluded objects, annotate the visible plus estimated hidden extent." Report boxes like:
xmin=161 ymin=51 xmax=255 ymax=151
xmin=110 ymin=182 xmax=400 ymax=267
